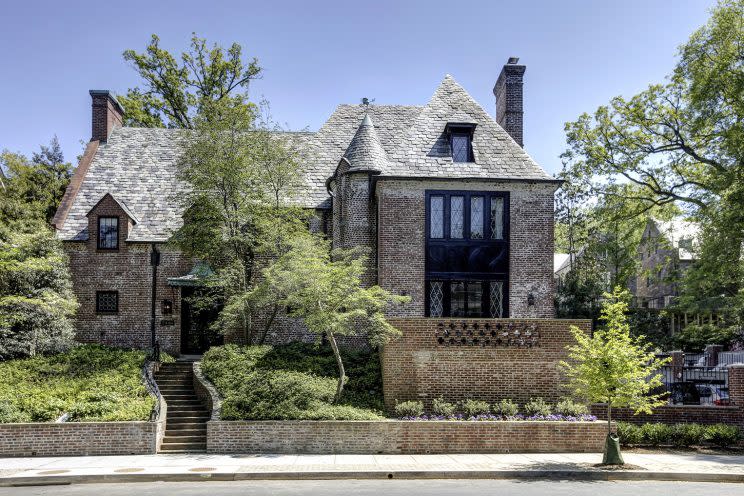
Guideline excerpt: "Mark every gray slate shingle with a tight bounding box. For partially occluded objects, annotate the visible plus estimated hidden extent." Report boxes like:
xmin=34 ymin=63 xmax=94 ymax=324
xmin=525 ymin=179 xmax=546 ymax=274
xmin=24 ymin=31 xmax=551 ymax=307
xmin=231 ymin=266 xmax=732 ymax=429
xmin=58 ymin=75 xmax=554 ymax=242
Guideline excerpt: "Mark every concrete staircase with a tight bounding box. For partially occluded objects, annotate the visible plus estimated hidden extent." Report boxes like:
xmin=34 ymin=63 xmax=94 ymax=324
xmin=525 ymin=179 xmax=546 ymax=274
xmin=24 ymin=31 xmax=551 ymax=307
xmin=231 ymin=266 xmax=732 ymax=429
xmin=154 ymin=360 xmax=208 ymax=453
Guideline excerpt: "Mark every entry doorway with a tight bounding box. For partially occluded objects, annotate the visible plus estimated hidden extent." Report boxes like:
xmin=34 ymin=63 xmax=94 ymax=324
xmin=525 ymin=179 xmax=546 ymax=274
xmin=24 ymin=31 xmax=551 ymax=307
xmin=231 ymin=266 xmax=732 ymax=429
xmin=180 ymin=286 xmax=223 ymax=354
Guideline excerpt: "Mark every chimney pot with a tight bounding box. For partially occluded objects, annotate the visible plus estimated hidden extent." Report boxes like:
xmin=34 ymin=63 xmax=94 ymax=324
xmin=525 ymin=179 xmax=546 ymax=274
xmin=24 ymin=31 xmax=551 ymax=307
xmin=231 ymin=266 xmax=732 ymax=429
xmin=89 ymin=90 xmax=124 ymax=142
xmin=493 ymin=58 xmax=526 ymax=147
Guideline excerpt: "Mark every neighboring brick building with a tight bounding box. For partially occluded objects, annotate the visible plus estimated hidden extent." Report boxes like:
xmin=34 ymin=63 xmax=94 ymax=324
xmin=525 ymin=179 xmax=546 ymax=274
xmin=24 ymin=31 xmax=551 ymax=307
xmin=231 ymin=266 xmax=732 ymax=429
xmin=635 ymin=218 xmax=699 ymax=309
xmin=53 ymin=59 xmax=561 ymax=355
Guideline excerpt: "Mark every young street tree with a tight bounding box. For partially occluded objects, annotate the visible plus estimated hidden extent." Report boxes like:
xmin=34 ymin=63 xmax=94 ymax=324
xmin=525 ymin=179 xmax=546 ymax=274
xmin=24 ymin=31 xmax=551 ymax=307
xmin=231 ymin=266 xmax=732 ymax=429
xmin=120 ymin=33 xmax=261 ymax=128
xmin=560 ymin=288 xmax=670 ymax=465
xmin=255 ymin=236 xmax=408 ymax=402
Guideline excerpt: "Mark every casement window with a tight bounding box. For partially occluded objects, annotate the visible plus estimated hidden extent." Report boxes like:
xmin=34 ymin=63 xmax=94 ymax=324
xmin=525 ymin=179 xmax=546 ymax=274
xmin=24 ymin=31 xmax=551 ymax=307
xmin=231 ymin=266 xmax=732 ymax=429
xmin=425 ymin=191 xmax=509 ymax=318
xmin=428 ymin=280 xmax=505 ymax=318
xmin=96 ymin=291 xmax=119 ymax=314
xmin=446 ymin=123 xmax=476 ymax=163
xmin=97 ymin=216 xmax=119 ymax=250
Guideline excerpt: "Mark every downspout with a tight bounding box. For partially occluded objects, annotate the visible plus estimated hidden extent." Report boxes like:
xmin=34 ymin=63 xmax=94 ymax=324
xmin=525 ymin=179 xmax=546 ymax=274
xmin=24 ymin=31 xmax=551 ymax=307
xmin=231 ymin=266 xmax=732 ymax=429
xmin=150 ymin=243 xmax=161 ymax=359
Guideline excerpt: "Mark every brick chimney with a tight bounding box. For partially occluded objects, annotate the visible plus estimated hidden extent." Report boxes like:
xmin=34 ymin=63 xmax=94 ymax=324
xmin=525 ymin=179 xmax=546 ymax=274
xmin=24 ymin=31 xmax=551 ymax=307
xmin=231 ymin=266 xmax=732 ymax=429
xmin=89 ymin=90 xmax=124 ymax=142
xmin=493 ymin=57 xmax=526 ymax=147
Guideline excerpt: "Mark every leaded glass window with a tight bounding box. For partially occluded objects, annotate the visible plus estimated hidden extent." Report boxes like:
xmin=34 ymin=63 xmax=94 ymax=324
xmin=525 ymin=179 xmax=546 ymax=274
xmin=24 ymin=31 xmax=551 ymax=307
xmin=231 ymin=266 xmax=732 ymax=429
xmin=429 ymin=281 xmax=444 ymax=317
xmin=489 ymin=281 xmax=504 ymax=318
xmin=98 ymin=216 xmax=119 ymax=250
xmin=96 ymin=291 xmax=119 ymax=314
xmin=450 ymin=281 xmax=466 ymax=317
xmin=470 ymin=196 xmax=484 ymax=239
xmin=430 ymin=196 xmax=444 ymax=238
xmin=450 ymin=196 xmax=464 ymax=238
xmin=451 ymin=134 xmax=471 ymax=162
xmin=466 ymin=281 xmax=483 ymax=317
xmin=490 ymin=197 xmax=504 ymax=240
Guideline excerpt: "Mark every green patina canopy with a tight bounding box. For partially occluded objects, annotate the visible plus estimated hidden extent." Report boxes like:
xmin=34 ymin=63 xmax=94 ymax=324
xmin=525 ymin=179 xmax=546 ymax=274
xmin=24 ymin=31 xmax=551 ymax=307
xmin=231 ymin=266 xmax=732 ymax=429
xmin=167 ymin=261 xmax=214 ymax=287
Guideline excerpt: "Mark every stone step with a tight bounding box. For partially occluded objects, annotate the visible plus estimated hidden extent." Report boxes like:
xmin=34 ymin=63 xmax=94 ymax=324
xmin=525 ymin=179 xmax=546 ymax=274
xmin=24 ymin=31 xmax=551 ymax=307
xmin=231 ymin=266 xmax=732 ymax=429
xmin=168 ymin=405 xmax=207 ymax=417
xmin=165 ymin=427 xmax=207 ymax=436
xmin=158 ymin=387 xmax=194 ymax=392
xmin=159 ymin=442 xmax=207 ymax=452
xmin=163 ymin=435 xmax=206 ymax=443
xmin=166 ymin=399 xmax=203 ymax=405
xmin=165 ymin=419 xmax=209 ymax=432
xmin=167 ymin=415 xmax=209 ymax=424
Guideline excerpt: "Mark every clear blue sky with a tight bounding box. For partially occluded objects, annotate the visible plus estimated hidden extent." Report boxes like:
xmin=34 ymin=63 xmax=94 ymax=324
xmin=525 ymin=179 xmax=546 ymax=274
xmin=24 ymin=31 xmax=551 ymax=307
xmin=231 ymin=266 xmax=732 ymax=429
xmin=0 ymin=0 xmax=715 ymax=175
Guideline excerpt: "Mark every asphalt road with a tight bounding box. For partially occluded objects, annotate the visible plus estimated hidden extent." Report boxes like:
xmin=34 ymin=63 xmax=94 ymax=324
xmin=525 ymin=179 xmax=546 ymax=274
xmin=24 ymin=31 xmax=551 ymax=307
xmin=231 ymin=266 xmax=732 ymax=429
xmin=0 ymin=480 xmax=741 ymax=496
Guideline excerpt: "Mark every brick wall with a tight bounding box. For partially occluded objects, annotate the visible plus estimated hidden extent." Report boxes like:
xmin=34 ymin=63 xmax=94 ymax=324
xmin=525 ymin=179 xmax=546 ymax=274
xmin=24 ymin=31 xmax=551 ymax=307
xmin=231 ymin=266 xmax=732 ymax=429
xmin=381 ymin=318 xmax=590 ymax=410
xmin=591 ymin=365 xmax=744 ymax=427
xmin=376 ymin=180 xmax=557 ymax=319
xmin=207 ymin=420 xmax=606 ymax=454
xmin=0 ymin=422 xmax=158 ymax=457
xmin=65 ymin=195 xmax=192 ymax=355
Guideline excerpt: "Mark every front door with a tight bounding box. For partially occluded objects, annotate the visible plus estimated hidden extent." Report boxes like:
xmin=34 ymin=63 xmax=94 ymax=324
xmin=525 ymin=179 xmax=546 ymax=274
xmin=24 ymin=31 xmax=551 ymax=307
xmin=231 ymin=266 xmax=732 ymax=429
xmin=180 ymin=286 xmax=223 ymax=354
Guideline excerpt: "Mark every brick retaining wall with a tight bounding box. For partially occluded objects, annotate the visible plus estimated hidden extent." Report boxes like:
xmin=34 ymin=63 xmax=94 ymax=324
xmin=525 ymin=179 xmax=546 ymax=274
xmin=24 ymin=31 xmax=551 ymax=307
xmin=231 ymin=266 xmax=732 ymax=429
xmin=207 ymin=420 xmax=607 ymax=454
xmin=381 ymin=318 xmax=591 ymax=410
xmin=0 ymin=422 xmax=159 ymax=457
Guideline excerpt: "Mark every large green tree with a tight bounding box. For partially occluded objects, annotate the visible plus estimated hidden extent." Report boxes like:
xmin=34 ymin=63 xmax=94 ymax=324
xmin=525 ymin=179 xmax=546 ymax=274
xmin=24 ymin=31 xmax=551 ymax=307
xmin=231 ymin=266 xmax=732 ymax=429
xmin=0 ymin=223 xmax=78 ymax=360
xmin=120 ymin=33 xmax=261 ymax=128
xmin=561 ymin=0 xmax=743 ymax=320
xmin=170 ymin=98 xmax=306 ymax=344
xmin=0 ymin=137 xmax=73 ymax=225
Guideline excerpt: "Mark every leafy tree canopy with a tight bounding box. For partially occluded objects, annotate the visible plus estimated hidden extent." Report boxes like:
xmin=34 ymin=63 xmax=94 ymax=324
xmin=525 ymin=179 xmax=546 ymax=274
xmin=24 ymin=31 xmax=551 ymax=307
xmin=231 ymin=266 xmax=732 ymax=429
xmin=119 ymin=33 xmax=261 ymax=128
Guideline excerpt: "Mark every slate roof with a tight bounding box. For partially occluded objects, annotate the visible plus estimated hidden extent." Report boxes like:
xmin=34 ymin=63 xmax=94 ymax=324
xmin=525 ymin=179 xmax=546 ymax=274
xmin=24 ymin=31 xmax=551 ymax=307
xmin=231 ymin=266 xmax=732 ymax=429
xmin=57 ymin=75 xmax=555 ymax=242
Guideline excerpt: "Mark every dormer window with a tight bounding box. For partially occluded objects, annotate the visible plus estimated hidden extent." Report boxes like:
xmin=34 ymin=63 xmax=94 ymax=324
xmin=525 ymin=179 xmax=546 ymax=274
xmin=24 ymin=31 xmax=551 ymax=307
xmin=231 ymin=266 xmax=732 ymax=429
xmin=445 ymin=122 xmax=476 ymax=163
xmin=98 ymin=216 xmax=119 ymax=250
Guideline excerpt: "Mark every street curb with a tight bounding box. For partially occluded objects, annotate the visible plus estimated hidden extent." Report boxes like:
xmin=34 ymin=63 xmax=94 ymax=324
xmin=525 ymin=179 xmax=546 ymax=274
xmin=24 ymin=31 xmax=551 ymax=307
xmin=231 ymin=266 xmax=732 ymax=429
xmin=3 ymin=469 xmax=744 ymax=486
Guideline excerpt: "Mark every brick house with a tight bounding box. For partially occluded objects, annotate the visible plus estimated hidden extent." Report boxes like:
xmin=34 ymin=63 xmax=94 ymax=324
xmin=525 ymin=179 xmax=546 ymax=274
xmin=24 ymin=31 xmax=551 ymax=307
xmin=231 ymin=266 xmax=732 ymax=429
xmin=53 ymin=59 xmax=561 ymax=355
xmin=636 ymin=218 xmax=699 ymax=310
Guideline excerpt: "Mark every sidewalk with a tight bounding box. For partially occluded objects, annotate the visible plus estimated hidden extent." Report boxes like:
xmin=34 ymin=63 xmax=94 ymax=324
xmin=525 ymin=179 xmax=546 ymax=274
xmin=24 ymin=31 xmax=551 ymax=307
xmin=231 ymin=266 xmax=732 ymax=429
xmin=2 ymin=451 xmax=744 ymax=486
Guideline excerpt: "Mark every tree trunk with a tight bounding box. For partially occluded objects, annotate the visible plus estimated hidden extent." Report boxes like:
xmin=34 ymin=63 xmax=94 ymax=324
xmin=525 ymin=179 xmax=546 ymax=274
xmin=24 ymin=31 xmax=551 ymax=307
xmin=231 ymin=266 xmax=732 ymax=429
xmin=258 ymin=304 xmax=279 ymax=345
xmin=607 ymin=403 xmax=612 ymax=435
xmin=327 ymin=330 xmax=346 ymax=403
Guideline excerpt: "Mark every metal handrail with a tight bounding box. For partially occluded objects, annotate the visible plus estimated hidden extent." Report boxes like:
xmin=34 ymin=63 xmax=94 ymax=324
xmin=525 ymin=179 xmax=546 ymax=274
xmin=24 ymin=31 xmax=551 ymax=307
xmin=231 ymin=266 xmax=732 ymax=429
xmin=142 ymin=360 xmax=163 ymax=422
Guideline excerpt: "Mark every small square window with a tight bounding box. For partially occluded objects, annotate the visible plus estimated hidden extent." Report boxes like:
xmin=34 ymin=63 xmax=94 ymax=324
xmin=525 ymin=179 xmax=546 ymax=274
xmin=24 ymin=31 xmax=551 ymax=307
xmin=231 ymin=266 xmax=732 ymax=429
xmin=97 ymin=216 xmax=119 ymax=250
xmin=96 ymin=291 xmax=119 ymax=314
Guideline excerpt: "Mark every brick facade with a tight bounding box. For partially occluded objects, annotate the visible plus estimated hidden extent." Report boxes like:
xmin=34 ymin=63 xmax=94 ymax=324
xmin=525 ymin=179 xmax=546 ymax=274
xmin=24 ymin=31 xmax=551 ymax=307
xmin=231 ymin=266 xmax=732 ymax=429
xmin=206 ymin=420 xmax=606 ymax=454
xmin=381 ymin=318 xmax=590 ymax=410
xmin=0 ymin=422 xmax=159 ymax=457
xmin=65 ymin=195 xmax=192 ymax=355
xmin=376 ymin=180 xmax=557 ymax=319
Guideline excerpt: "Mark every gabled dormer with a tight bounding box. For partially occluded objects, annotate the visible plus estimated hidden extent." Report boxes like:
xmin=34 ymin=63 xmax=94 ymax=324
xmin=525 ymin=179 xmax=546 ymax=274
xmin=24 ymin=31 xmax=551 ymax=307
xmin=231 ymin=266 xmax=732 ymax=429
xmin=85 ymin=193 xmax=138 ymax=252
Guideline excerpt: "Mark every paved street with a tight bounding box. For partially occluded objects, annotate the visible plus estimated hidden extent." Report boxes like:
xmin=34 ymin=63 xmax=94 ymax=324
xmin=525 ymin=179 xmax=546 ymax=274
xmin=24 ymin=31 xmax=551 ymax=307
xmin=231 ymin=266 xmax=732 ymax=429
xmin=0 ymin=480 xmax=742 ymax=496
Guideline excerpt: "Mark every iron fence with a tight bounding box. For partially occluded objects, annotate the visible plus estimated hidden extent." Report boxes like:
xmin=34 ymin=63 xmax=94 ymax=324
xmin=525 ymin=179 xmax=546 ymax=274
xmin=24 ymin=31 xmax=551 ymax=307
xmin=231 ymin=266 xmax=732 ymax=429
xmin=658 ymin=365 xmax=730 ymax=406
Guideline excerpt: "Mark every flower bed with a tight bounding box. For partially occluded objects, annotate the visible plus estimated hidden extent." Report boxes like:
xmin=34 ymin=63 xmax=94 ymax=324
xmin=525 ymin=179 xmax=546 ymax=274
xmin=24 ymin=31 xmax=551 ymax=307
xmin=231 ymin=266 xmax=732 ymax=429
xmin=400 ymin=413 xmax=598 ymax=422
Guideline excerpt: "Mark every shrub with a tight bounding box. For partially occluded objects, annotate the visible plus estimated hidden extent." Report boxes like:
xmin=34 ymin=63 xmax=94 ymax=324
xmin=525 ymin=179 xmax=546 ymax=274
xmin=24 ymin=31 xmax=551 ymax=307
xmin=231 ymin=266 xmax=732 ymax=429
xmin=671 ymin=423 xmax=706 ymax=447
xmin=394 ymin=400 xmax=424 ymax=418
xmin=704 ymin=424 xmax=742 ymax=448
xmin=524 ymin=398 xmax=552 ymax=417
xmin=202 ymin=343 xmax=385 ymax=420
xmin=459 ymin=399 xmax=490 ymax=417
xmin=616 ymin=422 xmax=642 ymax=445
xmin=639 ymin=423 xmax=673 ymax=446
xmin=0 ymin=345 xmax=154 ymax=423
xmin=431 ymin=397 xmax=456 ymax=417
xmin=495 ymin=399 xmax=519 ymax=417
xmin=673 ymin=324 xmax=738 ymax=353
xmin=555 ymin=399 xmax=588 ymax=417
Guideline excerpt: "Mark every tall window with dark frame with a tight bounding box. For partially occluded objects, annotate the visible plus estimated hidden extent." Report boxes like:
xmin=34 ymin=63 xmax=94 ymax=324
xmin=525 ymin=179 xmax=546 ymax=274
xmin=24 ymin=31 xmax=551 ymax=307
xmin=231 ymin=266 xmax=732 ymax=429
xmin=97 ymin=216 xmax=119 ymax=250
xmin=425 ymin=191 xmax=509 ymax=318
